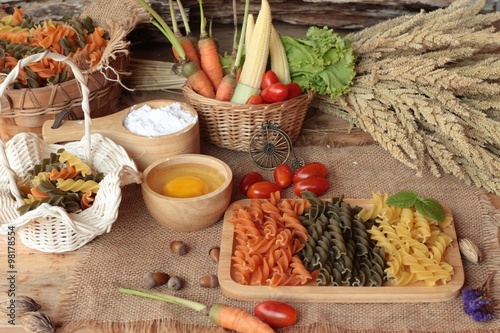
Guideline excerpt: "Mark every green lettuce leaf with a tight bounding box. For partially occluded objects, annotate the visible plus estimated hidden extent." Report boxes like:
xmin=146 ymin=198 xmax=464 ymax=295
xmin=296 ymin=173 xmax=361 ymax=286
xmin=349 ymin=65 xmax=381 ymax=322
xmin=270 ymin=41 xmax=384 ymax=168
xmin=281 ymin=26 xmax=356 ymax=98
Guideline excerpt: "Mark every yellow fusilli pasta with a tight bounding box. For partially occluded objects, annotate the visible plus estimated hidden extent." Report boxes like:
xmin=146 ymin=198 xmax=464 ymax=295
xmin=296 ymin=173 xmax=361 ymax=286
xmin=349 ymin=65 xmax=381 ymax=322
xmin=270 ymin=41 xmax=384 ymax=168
xmin=361 ymin=192 xmax=454 ymax=286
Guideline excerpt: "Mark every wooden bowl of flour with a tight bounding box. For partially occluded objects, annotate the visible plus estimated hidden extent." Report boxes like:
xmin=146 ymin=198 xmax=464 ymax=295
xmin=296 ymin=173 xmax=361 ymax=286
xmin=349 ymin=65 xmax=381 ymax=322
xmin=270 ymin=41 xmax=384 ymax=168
xmin=42 ymin=99 xmax=200 ymax=171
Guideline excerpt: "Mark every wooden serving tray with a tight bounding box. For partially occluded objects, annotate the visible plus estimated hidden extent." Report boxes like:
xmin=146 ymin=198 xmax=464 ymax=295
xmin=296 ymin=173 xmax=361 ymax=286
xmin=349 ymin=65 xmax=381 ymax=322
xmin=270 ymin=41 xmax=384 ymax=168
xmin=218 ymin=199 xmax=464 ymax=303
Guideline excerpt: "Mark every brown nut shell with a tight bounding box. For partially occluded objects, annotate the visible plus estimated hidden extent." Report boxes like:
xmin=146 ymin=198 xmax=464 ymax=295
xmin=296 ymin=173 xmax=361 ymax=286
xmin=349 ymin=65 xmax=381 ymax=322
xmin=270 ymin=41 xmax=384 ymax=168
xmin=143 ymin=272 xmax=170 ymax=289
xmin=19 ymin=311 xmax=56 ymax=333
xmin=199 ymin=274 xmax=219 ymax=288
xmin=170 ymin=241 xmax=188 ymax=256
xmin=167 ymin=276 xmax=182 ymax=290
xmin=0 ymin=296 xmax=41 ymax=315
xmin=209 ymin=246 xmax=220 ymax=263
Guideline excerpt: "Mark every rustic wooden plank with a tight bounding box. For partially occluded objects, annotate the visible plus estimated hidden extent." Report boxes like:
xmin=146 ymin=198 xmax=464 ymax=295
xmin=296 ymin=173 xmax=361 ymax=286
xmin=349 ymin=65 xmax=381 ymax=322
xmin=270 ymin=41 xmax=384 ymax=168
xmin=3 ymin=0 xmax=499 ymax=29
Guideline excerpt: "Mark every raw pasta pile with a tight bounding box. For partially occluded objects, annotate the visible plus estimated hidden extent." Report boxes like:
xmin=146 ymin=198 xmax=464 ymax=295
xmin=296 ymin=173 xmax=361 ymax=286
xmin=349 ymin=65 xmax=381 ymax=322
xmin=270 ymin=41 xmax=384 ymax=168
xmin=230 ymin=191 xmax=455 ymax=287
xmin=0 ymin=7 xmax=109 ymax=88
xmin=359 ymin=192 xmax=454 ymax=286
xmin=17 ymin=149 xmax=103 ymax=215
xmin=229 ymin=192 xmax=315 ymax=287
xmin=298 ymin=192 xmax=386 ymax=286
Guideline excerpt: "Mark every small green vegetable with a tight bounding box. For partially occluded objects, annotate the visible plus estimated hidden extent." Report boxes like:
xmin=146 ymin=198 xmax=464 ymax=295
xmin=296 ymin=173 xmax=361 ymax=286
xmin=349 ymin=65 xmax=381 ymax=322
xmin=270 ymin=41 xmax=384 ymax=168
xmin=281 ymin=26 xmax=356 ymax=99
xmin=386 ymin=190 xmax=446 ymax=223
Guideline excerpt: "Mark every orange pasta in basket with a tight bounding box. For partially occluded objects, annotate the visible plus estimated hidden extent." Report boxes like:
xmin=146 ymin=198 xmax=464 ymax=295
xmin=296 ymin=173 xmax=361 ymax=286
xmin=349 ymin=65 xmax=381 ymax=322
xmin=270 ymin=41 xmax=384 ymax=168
xmin=229 ymin=191 xmax=313 ymax=287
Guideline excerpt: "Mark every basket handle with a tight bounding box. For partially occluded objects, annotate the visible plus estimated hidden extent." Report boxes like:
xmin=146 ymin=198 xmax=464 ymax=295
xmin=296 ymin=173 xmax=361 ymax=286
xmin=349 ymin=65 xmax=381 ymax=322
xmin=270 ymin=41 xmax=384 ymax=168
xmin=0 ymin=51 xmax=92 ymax=164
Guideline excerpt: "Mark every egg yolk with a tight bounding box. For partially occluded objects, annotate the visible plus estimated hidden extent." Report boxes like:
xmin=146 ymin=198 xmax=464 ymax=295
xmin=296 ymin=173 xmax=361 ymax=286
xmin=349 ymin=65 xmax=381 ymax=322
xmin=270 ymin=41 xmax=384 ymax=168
xmin=162 ymin=176 xmax=209 ymax=198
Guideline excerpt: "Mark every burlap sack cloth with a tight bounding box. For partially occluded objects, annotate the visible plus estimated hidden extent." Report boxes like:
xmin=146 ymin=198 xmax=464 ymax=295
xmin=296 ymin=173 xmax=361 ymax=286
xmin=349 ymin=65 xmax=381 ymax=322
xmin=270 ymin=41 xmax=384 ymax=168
xmin=58 ymin=143 xmax=500 ymax=333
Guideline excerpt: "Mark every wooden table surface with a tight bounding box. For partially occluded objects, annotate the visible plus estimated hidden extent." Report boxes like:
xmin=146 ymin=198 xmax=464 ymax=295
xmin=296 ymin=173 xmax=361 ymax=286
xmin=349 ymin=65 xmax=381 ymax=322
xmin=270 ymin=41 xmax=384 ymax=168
xmin=1 ymin=22 xmax=499 ymax=332
xmin=1 ymin=87 xmax=499 ymax=332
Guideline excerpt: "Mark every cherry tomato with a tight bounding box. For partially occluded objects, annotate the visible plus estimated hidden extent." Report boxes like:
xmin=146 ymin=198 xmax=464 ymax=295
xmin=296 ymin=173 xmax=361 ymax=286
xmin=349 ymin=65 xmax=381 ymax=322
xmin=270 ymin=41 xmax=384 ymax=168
xmin=294 ymin=176 xmax=329 ymax=197
xmin=273 ymin=164 xmax=293 ymax=188
xmin=246 ymin=94 xmax=264 ymax=105
xmin=261 ymin=70 xmax=279 ymax=90
xmin=239 ymin=172 xmax=263 ymax=195
xmin=261 ymin=83 xmax=288 ymax=103
xmin=254 ymin=301 xmax=297 ymax=328
xmin=246 ymin=181 xmax=282 ymax=199
xmin=292 ymin=162 xmax=328 ymax=183
xmin=286 ymin=82 xmax=302 ymax=100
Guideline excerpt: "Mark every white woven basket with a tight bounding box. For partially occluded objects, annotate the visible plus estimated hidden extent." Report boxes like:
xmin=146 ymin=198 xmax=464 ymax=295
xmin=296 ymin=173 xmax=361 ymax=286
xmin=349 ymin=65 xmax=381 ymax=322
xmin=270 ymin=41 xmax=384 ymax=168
xmin=0 ymin=51 xmax=141 ymax=253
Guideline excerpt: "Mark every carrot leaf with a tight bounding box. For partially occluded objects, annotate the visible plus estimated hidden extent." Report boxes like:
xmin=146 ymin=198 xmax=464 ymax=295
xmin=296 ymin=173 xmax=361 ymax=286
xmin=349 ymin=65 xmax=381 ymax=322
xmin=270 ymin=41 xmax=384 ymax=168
xmin=119 ymin=286 xmax=208 ymax=313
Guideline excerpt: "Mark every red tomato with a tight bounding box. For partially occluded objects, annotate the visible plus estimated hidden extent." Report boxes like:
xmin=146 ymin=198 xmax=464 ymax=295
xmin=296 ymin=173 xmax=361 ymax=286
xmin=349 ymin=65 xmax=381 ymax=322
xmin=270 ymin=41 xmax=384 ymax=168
xmin=261 ymin=83 xmax=288 ymax=103
xmin=246 ymin=94 xmax=264 ymax=105
xmin=292 ymin=162 xmax=328 ymax=183
xmin=246 ymin=181 xmax=282 ymax=199
xmin=294 ymin=176 xmax=329 ymax=197
xmin=254 ymin=301 xmax=297 ymax=328
xmin=286 ymin=82 xmax=302 ymax=100
xmin=239 ymin=172 xmax=263 ymax=195
xmin=261 ymin=70 xmax=279 ymax=90
xmin=273 ymin=164 xmax=293 ymax=188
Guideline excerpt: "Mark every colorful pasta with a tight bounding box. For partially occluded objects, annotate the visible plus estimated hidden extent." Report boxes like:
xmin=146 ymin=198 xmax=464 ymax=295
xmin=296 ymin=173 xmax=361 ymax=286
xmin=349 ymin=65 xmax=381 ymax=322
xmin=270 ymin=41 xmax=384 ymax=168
xmin=299 ymin=192 xmax=386 ymax=286
xmin=359 ymin=192 xmax=455 ymax=286
xmin=230 ymin=192 xmax=313 ymax=287
xmin=0 ymin=7 xmax=110 ymax=88
xmin=16 ymin=149 xmax=101 ymax=215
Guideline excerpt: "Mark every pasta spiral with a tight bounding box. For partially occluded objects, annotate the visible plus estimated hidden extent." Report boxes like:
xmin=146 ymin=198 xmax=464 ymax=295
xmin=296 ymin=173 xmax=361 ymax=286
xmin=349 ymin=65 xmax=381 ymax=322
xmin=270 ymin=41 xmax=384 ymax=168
xmin=360 ymin=192 xmax=455 ymax=286
xmin=17 ymin=150 xmax=101 ymax=214
xmin=299 ymin=192 xmax=386 ymax=286
xmin=230 ymin=192 xmax=314 ymax=287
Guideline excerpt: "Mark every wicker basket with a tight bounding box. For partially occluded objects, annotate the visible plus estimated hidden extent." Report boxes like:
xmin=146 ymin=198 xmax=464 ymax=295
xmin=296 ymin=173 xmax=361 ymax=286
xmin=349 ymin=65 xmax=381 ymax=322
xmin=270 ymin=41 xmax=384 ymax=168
xmin=0 ymin=51 xmax=140 ymax=253
xmin=0 ymin=54 xmax=128 ymax=142
xmin=182 ymin=84 xmax=314 ymax=151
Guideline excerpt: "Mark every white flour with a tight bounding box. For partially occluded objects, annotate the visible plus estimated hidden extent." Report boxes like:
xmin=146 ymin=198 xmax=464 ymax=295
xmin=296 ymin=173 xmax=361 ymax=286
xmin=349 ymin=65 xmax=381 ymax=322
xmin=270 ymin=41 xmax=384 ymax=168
xmin=123 ymin=102 xmax=197 ymax=137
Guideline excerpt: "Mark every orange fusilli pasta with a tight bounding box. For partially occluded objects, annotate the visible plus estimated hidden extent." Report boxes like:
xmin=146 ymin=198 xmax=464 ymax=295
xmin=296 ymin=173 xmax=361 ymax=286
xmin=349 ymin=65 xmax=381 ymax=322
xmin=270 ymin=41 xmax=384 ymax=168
xmin=230 ymin=192 xmax=313 ymax=287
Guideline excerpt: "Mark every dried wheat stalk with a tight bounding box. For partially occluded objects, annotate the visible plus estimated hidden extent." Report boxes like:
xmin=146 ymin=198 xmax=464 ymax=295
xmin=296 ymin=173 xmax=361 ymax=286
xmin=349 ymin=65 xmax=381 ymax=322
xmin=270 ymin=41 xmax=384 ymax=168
xmin=313 ymin=0 xmax=500 ymax=195
xmin=122 ymin=58 xmax=186 ymax=91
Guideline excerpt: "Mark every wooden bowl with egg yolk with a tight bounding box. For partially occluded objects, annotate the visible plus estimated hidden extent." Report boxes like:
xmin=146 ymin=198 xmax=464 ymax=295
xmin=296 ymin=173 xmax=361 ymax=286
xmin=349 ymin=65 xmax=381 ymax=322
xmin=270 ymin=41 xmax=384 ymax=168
xmin=141 ymin=154 xmax=233 ymax=232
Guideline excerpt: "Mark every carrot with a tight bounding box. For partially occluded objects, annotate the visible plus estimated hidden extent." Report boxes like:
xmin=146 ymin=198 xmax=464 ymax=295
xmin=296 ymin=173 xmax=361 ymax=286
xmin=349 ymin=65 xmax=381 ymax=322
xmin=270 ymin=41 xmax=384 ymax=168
xmin=215 ymin=74 xmax=237 ymax=101
xmin=137 ymin=0 xmax=215 ymax=98
xmin=182 ymin=60 xmax=215 ymax=98
xmin=169 ymin=0 xmax=200 ymax=66
xmin=215 ymin=0 xmax=250 ymax=101
xmin=118 ymin=286 xmax=275 ymax=333
xmin=198 ymin=0 xmax=224 ymax=91
xmin=176 ymin=0 xmax=199 ymax=48
xmin=209 ymin=303 xmax=275 ymax=333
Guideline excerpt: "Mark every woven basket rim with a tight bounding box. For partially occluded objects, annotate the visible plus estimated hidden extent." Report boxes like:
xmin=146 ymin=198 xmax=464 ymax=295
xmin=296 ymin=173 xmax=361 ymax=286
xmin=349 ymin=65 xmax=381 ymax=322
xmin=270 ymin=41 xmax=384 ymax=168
xmin=0 ymin=54 xmax=127 ymax=118
xmin=182 ymin=83 xmax=315 ymax=111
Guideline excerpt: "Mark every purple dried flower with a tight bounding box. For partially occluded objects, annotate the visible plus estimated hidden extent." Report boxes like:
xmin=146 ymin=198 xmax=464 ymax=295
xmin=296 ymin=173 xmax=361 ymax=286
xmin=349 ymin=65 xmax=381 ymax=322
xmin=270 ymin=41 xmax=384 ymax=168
xmin=461 ymin=271 xmax=497 ymax=322
xmin=461 ymin=288 xmax=484 ymax=303
xmin=472 ymin=310 xmax=495 ymax=322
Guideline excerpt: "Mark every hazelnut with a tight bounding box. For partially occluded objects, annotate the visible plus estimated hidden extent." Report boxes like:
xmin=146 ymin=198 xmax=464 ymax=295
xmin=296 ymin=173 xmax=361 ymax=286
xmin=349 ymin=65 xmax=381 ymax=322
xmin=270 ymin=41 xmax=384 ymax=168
xmin=170 ymin=241 xmax=188 ymax=256
xmin=209 ymin=246 xmax=220 ymax=263
xmin=199 ymin=274 xmax=219 ymax=288
xmin=167 ymin=275 xmax=182 ymax=290
xmin=143 ymin=272 xmax=170 ymax=289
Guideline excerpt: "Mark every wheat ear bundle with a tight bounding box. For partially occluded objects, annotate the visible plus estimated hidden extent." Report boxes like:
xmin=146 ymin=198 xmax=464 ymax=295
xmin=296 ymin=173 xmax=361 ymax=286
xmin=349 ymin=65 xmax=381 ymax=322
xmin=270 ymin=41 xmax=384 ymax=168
xmin=313 ymin=0 xmax=500 ymax=195
xmin=122 ymin=58 xmax=186 ymax=91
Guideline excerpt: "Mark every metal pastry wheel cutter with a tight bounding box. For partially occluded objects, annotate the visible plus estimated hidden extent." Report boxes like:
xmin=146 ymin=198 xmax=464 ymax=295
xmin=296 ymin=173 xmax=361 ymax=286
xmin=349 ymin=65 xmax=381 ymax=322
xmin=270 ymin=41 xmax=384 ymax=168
xmin=248 ymin=120 xmax=304 ymax=170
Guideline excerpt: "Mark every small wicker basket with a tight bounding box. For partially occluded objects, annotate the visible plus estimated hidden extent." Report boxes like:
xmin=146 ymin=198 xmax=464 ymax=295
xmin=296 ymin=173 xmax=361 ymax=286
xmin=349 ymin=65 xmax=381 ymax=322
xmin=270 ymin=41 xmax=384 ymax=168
xmin=0 ymin=55 xmax=127 ymax=142
xmin=182 ymin=84 xmax=314 ymax=151
xmin=0 ymin=51 xmax=140 ymax=253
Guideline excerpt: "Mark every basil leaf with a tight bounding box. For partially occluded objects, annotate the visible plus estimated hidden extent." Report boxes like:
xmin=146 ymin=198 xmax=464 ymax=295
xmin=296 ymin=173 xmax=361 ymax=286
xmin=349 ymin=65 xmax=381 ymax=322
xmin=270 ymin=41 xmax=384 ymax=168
xmin=385 ymin=190 xmax=419 ymax=208
xmin=415 ymin=198 xmax=446 ymax=223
